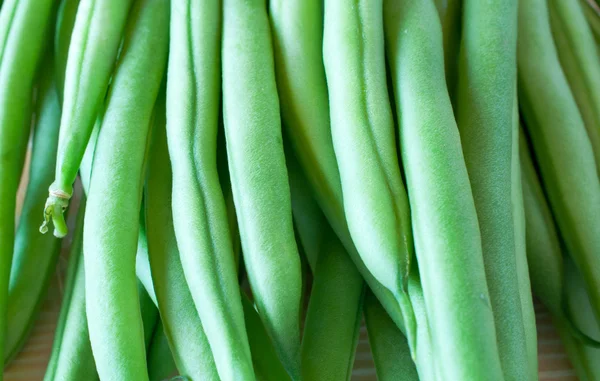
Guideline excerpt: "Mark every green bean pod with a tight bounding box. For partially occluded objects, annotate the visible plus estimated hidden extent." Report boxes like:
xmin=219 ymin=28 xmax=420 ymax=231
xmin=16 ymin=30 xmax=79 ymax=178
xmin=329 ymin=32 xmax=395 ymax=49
xmin=456 ymin=0 xmax=537 ymax=378
xmin=222 ymin=0 xmax=302 ymax=377
xmin=268 ymin=0 xmax=405 ymax=332
xmin=383 ymin=0 xmax=503 ymax=379
xmin=548 ymin=0 xmax=600 ymax=171
xmin=518 ymin=0 xmax=600 ymax=325
xmin=83 ymin=1 xmax=169 ymax=379
xmin=322 ymin=0 xmax=416 ymax=346
xmin=54 ymin=0 xmax=80 ymax=102
xmin=147 ymin=322 xmax=177 ymax=381
xmin=440 ymin=0 xmax=462 ymax=105
xmin=166 ymin=1 xmax=253 ymax=379
xmin=42 ymin=0 xmax=134 ymax=238
xmin=364 ymin=291 xmax=419 ymax=381
xmin=286 ymin=154 xmax=364 ymax=381
xmin=580 ymin=0 xmax=600 ymax=45
xmin=5 ymin=54 xmax=62 ymax=365
xmin=0 ymin=0 xmax=54 ymax=373
xmin=43 ymin=200 xmax=98 ymax=381
xmin=145 ymin=94 xmax=219 ymax=380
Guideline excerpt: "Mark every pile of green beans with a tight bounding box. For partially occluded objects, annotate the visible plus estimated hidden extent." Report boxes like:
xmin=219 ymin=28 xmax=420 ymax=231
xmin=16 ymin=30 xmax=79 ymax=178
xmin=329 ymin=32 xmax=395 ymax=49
xmin=2 ymin=0 xmax=600 ymax=380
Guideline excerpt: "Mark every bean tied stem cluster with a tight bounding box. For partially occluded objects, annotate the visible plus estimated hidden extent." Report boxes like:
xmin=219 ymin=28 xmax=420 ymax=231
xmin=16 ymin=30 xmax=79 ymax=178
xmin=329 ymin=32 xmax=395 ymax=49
xmin=0 ymin=0 xmax=599 ymax=380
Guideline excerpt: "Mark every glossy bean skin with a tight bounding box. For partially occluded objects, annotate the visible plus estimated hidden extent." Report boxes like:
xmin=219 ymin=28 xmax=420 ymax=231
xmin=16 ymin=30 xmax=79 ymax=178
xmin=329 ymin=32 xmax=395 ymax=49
xmin=0 ymin=0 xmax=54 ymax=372
xmin=268 ymin=0 xmax=406 ymax=332
xmin=144 ymin=97 xmax=219 ymax=381
xmin=5 ymin=55 xmax=62 ymax=364
xmin=322 ymin=0 xmax=416 ymax=345
xmin=43 ymin=0 xmax=134 ymax=237
xmin=383 ymin=0 xmax=504 ymax=379
xmin=456 ymin=0 xmax=536 ymax=378
xmin=82 ymin=1 xmax=169 ymax=379
xmin=364 ymin=291 xmax=418 ymax=381
xmin=222 ymin=0 xmax=302 ymax=377
xmin=518 ymin=0 xmax=600 ymax=325
xmin=549 ymin=0 xmax=600 ymax=170
xmin=167 ymin=1 xmax=253 ymax=379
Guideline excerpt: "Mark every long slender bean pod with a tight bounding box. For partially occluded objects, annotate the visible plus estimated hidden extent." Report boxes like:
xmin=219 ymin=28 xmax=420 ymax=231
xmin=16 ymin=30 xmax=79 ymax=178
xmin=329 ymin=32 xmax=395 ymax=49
xmin=383 ymin=0 xmax=503 ymax=379
xmin=322 ymin=0 xmax=416 ymax=347
xmin=548 ymin=0 xmax=600 ymax=170
xmin=518 ymin=0 xmax=600 ymax=325
xmin=5 ymin=55 xmax=63 ymax=364
xmin=54 ymin=0 xmax=80 ymax=102
xmin=167 ymin=1 xmax=253 ymax=379
xmin=147 ymin=322 xmax=177 ymax=381
xmin=268 ymin=0 xmax=405 ymax=331
xmin=42 ymin=0 xmax=134 ymax=237
xmin=364 ymin=291 xmax=419 ymax=381
xmin=0 ymin=0 xmax=54 ymax=372
xmin=222 ymin=0 xmax=302 ymax=377
xmin=43 ymin=200 xmax=98 ymax=381
xmin=456 ymin=1 xmax=536 ymax=378
xmin=145 ymin=97 xmax=219 ymax=380
xmin=287 ymin=154 xmax=364 ymax=381
xmin=83 ymin=1 xmax=168 ymax=379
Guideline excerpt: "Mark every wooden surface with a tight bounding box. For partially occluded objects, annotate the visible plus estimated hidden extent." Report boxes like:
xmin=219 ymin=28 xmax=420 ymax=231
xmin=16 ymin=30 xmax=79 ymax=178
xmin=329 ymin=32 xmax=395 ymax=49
xmin=5 ymin=150 xmax=577 ymax=380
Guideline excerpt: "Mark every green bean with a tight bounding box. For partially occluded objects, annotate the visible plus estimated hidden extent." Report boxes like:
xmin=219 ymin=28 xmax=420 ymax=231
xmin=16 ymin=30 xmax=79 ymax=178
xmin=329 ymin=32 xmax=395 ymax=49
xmin=54 ymin=0 xmax=80 ymax=102
xmin=580 ymin=0 xmax=600 ymax=45
xmin=5 ymin=54 xmax=62 ymax=365
xmin=0 ymin=0 xmax=55 ymax=373
xmin=512 ymin=104 xmax=538 ymax=381
xmin=440 ymin=0 xmax=462 ymax=105
xmin=364 ymin=291 xmax=418 ymax=381
xmin=42 ymin=0 xmax=134 ymax=238
xmin=563 ymin=258 xmax=600 ymax=381
xmin=167 ymin=1 xmax=253 ymax=379
xmin=242 ymin=294 xmax=291 ymax=381
xmin=83 ymin=1 xmax=169 ymax=379
xmin=147 ymin=321 xmax=177 ymax=381
xmin=44 ymin=200 xmax=98 ymax=381
xmin=222 ymin=0 xmax=302 ymax=377
xmin=383 ymin=0 xmax=503 ymax=379
xmin=145 ymin=94 xmax=219 ymax=380
xmin=322 ymin=0 xmax=416 ymax=347
xmin=456 ymin=0 xmax=536 ymax=378
xmin=549 ymin=0 xmax=600 ymax=171
xmin=286 ymin=154 xmax=363 ymax=381
xmin=268 ymin=0 xmax=405 ymax=332
xmin=518 ymin=0 xmax=600 ymax=325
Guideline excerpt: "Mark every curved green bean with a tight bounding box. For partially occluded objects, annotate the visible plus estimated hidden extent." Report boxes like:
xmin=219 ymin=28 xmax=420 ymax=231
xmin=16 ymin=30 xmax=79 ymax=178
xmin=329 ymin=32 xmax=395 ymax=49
xmin=222 ymin=0 xmax=302 ymax=377
xmin=145 ymin=95 xmax=219 ymax=380
xmin=383 ymin=0 xmax=503 ymax=379
xmin=166 ymin=1 xmax=253 ymax=379
xmin=42 ymin=0 xmax=134 ymax=238
xmin=0 ymin=0 xmax=54 ymax=373
xmin=322 ymin=0 xmax=416 ymax=347
xmin=549 ymin=0 xmax=600 ymax=171
xmin=268 ymin=0 xmax=405 ymax=332
xmin=518 ymin=0 xmax=600 ymax=325
xmin=5 ymin=54 xmax=63 ymax=365
xmin=456 ymin=0 xmax=536 ymax=378
xmin=364 ymin=291 xmax=418 ymax=381
xmin=147 ymin=322 xmax=177 ymax=381
xmin=83 ymin=1 xmax=169 ymax=379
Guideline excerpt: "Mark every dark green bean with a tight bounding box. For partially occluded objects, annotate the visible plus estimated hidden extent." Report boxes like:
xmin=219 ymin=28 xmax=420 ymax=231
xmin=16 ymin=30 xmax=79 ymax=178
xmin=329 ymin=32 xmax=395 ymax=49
xmin=147 ymin=322 xmax=177 ymax=381
xmin=5 ymin=54 xmax=62 ymax=365
xmin=0 ymin=0 xmax=55 ymax=372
